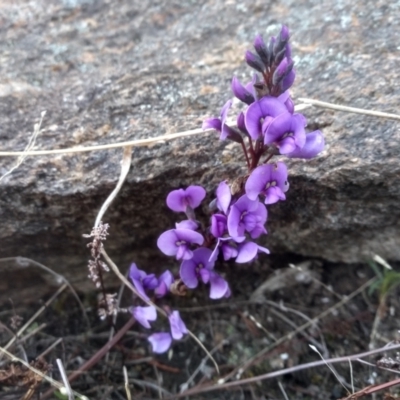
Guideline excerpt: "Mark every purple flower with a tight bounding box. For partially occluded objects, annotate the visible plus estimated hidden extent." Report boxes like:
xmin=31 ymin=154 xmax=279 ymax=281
xmin=264 ymin=112 xmax=306 ymax=154
xmin=166 ymin=186 xmax=206 ymax=213
xmin=154 ymin=270 xmax=173 ymax=298
xmin=157 ymin=228 xmax=204 ymax=260
xmin=227 ymin=195 xmax=268 ymax=239
xmin=148 ymin=332 xmax=172 ymax=353
xmin=245 ymin=162 xmax=289 ymax=205
xmin=236 ymin=242 xmax=270 ymax=263
xmin=169 ymin=311 xmax=188 ymax=340
xmin=216 ymin=181 xmax=231 ymax=214
xmin=132 ymin=305 xmax=157 ymax=329
xmin=244 ymin=96 xmax=288 ymax=140
xmin=180 ymin=248 xmax=230 ymax=299
xmin=202 ymin=100 xmax=240 ymax=141
xmin=129 ymin=263 xmax=158 ymax=301
xmin=287 ymin=130 xmax=325 ymax=159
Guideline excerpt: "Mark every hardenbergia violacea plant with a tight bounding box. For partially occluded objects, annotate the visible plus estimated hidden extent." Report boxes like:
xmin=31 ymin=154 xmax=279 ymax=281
xmin=88 ymin=25 xmax=325 ymax=354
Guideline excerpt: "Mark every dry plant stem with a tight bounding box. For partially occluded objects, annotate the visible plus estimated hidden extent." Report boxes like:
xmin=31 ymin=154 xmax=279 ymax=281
xmin=57 ymin=358 xmax=74 ymax=400
xmin=220 ymin=277 xmax=377 ymax=383
xmin=41 ymin=317 xmax=136 ymax=400
xmin=37 ymin=338 xmax=63 ymax=359
xmin=0 ymin=256 xmax=90 ymax=328
xmin=298 ymin=98 xmax=400 ymax=121
xmin=94 ymin=146 xmax=132 ymax=228
xmin=3 ymin=283 xmax=67 ymax=352
xmin=123 ymin=365 xmax=132 ymax=400
xmin=0 ymin=99 xmax=366 ymax=158
xmin=172 ymin=342 xmax=400 ymax=399
xmin=0 ymin=126 xmax=213 ymax=156
xmin=369 ymin=293 xmax=387 ymax=350
xmin=0 ymin=346 xmax=85 ymax=399
xmin=0 ymin=110 xmax=45 ymax=182
xmin=101 ymin=248 xmax=220 ymax=374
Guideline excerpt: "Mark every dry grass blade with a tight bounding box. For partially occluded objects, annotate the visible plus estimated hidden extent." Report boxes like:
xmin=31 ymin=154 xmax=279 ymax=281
xmin=0 ymin=111 xmax=46 ymax=181
xmin=0 ymin=256 xmax=90 ymax=328
xmin=123 ymin=366 xmax=132 ymax=400
xmin=57 ymin=358 xmax=74 ymax=400
xmin=2 ymin=284 xmax=67 ymax=352
xmin=298 ymin=98 xmax=400 ymax=120
xmin=94 ymin=145 xmax=132 ymax=228
xmin=0 ymin=346 xmax=87 ymax=399
xmin=219 ymin=277 xmax=377 ymax=383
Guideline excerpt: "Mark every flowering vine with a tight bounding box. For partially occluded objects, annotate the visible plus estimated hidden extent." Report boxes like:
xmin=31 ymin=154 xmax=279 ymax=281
xmin=128 ymin=25 xmax=324 ymax=353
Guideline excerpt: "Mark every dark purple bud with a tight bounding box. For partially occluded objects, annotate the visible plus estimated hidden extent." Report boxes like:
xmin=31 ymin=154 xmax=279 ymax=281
xmin=281 ymin=69 xmax=296 ymax=92
xmin=253 ymin=35 xmax=271 ymax=66
xmin=272 ymin=57 xmax=294 ymax=87
xmin=273 ymin=47 xmax=287 ymax=65
xmin=224 ymin=125 xmax=244 ymax=143
xmin=273 ymin=25 xmax=290 ymax=56
xmin=236 ymin=112 xmax=247 ymax=133
xmin=245 ymin=50 xmax=265 ymax=73
xmin=231 ymin=76 xmax=255 ymax=105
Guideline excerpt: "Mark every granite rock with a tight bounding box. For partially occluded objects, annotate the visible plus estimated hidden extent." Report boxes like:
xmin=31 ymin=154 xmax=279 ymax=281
xmin=0 ymin=0 xmax=399 ymax=301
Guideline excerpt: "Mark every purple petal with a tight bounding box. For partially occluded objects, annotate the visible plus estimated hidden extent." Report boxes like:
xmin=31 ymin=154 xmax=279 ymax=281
xmin=142 ymin=274 xmax=158 ymax=290
xmin=227 ymin=203 xmax=242 ymax=238
xmin=157 ymin=229 xmax=204 ymax=258
xmin=129 ymin=263 xmax=144 ymax=281
xmin=235 ymin=242 xmax=259 ymax=263
xmin=176 ymin=244 xmax=192 ymax=261
xmin=166 ymin=186 xmax=206 ymax=212
xmin=216 ymin=181 xmax=231 ymax=214
xmin=287 ymin=130 xmax=325 ymax=159
xmin=282 ymin=69 xmax=295 ymax=92
xmin=209 ymin=272 xmax=229 ymax=299
xmin=231 ymin=76 xmax=255 ymax=105
xmin=221 ymin=243 xmax=238 ymax=260
xmin=166 ymin=189 xmax=187 ymax=212
xmin=245 ymin=50 xmax=265 ymax=73
xmin=154 ymin=270 xmax=173 ymax=298
xmin=176 ymin=220 xmax=198 ymax=230
xmin=245 ymin=97 xmax=288 ymax=140
xmin=193 ymin=247 xmax=215 ymax=269
xmin=265 ymin=185 xmax=286 ymax=205
xmin=210 ymin=214 xmax=227 ymax=238
xmin=132 ymin=306 xmax=157 ymax=329
xmin=157 ymin=230 xmax=180 ymax=256
xmin=202 ymin=118 xmax=221 ymax=131
xmin=148 ymin=332 xmax=172 ymax=353
xmin=129 ymin=264 xmax=150 ymax=300
xmin=169 ymin=311 xmax=188 ymax=340
xmin=176 ymin=228 xmax=204 ymax=245
xmin=245 ymin=164 xmax=272 ymax=201
xmin=278 ymin=91 xmax=294 ymax=113
xmin=199 ymin=268 xmax=211 ymax=284
xmin=185 ymin=186 xmax=206 ymax=209
xmin=180 ymin=259 xmax=198 ymax=288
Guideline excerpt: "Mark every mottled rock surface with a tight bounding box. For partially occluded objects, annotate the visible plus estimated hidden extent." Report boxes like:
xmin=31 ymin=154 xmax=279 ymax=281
xmin=1 ymin=0 xmax=399 ymax=301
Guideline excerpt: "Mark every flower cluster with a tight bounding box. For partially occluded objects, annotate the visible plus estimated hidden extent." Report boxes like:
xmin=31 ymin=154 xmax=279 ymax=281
xmin=129 ymin=25 xmax=324 ymax=354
